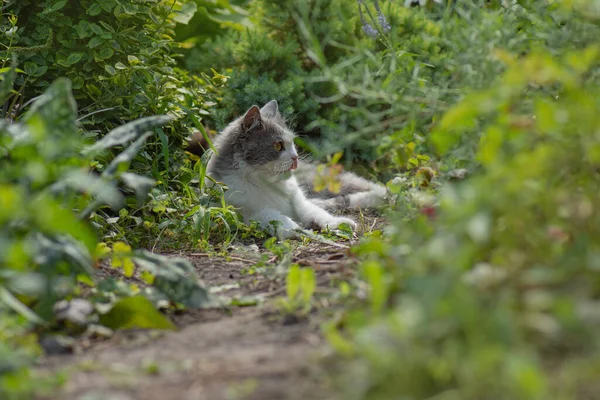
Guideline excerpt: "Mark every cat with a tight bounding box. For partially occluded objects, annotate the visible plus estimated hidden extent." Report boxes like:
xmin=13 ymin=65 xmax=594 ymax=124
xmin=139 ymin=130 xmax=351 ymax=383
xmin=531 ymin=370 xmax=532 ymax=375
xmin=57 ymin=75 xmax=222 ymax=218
xmin=204 ymin=100 xmax=387 ymax=239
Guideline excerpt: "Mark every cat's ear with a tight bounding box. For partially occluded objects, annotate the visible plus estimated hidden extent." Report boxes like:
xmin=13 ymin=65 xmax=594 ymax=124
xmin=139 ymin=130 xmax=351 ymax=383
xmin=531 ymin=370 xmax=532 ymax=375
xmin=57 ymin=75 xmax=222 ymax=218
xmin=260 ymin=100 xmax=279 ymax=118
xmin=242 ymin=105 xmax=262 ymax=132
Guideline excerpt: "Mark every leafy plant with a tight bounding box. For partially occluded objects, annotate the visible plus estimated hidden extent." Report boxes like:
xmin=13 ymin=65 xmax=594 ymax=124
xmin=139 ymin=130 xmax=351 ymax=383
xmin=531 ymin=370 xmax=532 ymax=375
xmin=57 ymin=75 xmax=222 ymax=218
xmin=329 ymin=36 xmax=600 ymax=400
xmin=0 ymin=77 xmax=214 ymax=398
xmin=277 ymin=264 xmax=316 ymax=315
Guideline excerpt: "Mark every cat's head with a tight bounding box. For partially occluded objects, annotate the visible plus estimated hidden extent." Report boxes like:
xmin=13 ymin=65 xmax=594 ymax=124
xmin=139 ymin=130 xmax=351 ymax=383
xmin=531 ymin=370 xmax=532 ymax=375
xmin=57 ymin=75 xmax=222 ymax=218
xmin=235 ymin=100 xmax=299 ymax=176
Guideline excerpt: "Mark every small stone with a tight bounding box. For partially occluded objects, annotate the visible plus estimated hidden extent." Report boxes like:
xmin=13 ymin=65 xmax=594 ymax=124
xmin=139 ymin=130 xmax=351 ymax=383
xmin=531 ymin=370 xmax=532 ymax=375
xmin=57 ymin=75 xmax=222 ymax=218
xmin=54 ymin=298 xmax=95 ymax=326
xmin=39 ymin=335 xmax=75 ymax=355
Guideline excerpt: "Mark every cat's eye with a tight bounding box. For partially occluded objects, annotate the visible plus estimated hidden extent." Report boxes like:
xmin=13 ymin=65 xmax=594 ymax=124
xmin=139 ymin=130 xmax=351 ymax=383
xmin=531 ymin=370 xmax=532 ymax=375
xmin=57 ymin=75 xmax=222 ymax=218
xmin=273 ymin=141 xmax=284 ymax=152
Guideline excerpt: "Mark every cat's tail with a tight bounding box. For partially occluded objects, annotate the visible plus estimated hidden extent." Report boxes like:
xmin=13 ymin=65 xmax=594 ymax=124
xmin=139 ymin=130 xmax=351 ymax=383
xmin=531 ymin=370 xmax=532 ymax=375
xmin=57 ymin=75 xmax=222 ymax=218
xmin=295 ymin=162 xmax=388 ymax=211
xmin=185 ymin=130 xmax=215 ymax=158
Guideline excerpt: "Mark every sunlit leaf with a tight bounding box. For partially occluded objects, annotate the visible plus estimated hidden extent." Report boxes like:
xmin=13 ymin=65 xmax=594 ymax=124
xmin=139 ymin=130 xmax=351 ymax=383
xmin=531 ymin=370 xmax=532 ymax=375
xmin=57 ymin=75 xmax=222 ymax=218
xmin=99 ymin=296 xmax=175 ymax=330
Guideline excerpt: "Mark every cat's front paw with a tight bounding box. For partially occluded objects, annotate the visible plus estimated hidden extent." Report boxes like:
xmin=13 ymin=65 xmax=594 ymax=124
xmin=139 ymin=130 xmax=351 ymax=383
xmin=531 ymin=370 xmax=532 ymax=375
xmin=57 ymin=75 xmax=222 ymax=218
xmin=322 ymin=216 xmax=357 ymax=231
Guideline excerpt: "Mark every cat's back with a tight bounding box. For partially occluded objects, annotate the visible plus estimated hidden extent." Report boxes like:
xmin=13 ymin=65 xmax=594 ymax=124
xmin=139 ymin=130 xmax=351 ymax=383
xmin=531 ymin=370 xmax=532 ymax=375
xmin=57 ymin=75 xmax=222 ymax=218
xmin=206 ymin=119 xmax=241 ymax=179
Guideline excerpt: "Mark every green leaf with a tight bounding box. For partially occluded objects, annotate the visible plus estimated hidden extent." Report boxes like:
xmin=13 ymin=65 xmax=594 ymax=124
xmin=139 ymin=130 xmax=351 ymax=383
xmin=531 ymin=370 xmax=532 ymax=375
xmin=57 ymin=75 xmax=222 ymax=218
xmin=83 ymin=115 xmax=173 ymax=155
xmin=87 ymin=3 xmax=103 ymax=16
xmin=363 ymin=261 xmax=386 ymax=314
xmin=23 ymin=62 xmax=38 ymax=76
xmin=66 ymin=53 xmax=84 ymax=66
xmin=32 ymin=233 xmax=95 ymax=275
xmin=127 ymin=55 xmax=141 ymax=65
xmin=85 ymin=83 xmax=102 ymax=98
xmin=102 ymin=132 xmax=153 ymax=177
xmin=156 ymin=127 xmax=169 ymax=173
xmin=34 ymin=65 xmax=48 ymax=77
xmin=111 ymin=242 xmax=135 ymax=277
xmin=300 ymin=268 xmax=316 ymax=305
xmin=132 ymin=251 xmax=217 ymax=308
xmin=23 ymin=78 xmax=79 ymax=146
xmin=90 ymin=23 xmax=104 ymax=36
xmin=104 ymin=65 xmax=116 ymax=76
xmin=286 ymin=265 xmax=301 ymax=301
xmin=98 ymin=47 xmax=114 ymax=60
xmin=99 ymin=296 xmax=175 ymax=330
xmin=174 ymin=2 xmax=198 ymax=24
xmin=120 ymin=172 xmax=154 ymax=205
xmin=99 ymin=0 xmax=115 ymax=13
xmin=88 ymin=36 xmax=104 ymax=49
xmin=0 ymin=58 xmax=16 ymax=106
xmin=51 ymin=170 xmax=124 ymax=210
xmin=0 ymin=286 xmax=44 ymax=324
xmin=45 ymin=0 xmax=68 ymax=13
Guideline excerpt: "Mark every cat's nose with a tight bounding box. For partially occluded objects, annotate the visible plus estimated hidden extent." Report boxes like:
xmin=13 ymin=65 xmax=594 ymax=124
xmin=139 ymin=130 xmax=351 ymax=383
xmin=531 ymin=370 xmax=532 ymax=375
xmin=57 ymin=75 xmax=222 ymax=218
xmin=291 ymin=155 xmax=298 ymax=170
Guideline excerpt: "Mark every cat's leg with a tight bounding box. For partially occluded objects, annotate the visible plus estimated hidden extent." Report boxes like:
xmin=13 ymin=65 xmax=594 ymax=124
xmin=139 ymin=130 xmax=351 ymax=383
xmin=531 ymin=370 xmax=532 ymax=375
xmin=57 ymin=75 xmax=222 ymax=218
xmin=295 ymin=197 xmax=357 ymax=231
xmin=249 ymin=208 xmax=302 ymax=240
xmin=313 ymin=189 xmax=386 ymax=211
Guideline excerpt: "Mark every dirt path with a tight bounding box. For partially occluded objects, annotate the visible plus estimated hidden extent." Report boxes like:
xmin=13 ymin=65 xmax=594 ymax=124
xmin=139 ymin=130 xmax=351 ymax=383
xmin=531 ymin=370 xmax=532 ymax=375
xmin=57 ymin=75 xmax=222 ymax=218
xmin=37 ymin=230 xmax=371 ymax=400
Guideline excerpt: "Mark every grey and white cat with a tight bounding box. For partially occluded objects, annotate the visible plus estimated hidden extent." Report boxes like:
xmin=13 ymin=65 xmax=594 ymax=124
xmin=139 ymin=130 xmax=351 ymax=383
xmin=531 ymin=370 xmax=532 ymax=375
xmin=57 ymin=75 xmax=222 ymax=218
xmin=206 ymin=100 xmax=386 ymax=239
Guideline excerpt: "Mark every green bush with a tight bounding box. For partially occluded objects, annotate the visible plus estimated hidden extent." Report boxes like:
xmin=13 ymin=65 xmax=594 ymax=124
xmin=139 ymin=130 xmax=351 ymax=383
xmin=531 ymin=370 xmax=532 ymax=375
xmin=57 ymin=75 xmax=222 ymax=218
xmin=0 ymin=78 xmax=215 ymax=398
xmin=0 ymin=0 xmax=220 ymax=146
xmin=185 ymin=0 xmax=363 ymax=130
xmin=190 ymin=0 xmax=600 ymax=179
xmin=0 ymin=0 xmax=253 ymax=250
xmin=323 ymin=3 xmax=600 ymax=399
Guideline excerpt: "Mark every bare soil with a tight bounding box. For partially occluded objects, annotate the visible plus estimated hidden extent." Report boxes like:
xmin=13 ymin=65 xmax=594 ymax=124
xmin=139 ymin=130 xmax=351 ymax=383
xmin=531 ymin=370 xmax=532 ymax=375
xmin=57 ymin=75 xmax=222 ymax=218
xmin=38 ymin=211 xmax=383 ymax=400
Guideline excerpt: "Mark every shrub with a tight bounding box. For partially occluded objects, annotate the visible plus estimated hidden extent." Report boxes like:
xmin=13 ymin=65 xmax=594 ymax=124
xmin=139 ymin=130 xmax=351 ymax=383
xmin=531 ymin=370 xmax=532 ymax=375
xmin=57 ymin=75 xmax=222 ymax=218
xmin=325 ymin=5 xmax=600 ymax=399
xmin=0 ymin=0 xmax=222 ymax=149
xmin=189 ymin=0 xmax=600 ymax=180
xmin=0 ymin=78 xmax=214 ymax=398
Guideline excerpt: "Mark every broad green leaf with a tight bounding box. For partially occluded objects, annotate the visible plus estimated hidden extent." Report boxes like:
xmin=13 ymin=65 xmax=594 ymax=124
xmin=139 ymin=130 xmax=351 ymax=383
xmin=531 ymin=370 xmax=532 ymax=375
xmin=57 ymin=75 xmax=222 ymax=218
xmin=30 ymin=196 xmax=97 ymax=253
xmin=0 ymin=58 xmax=16 ymax=106
xmin=120 ymin=172 xmax=154 ymax=205
xmin=31 ymin=233 xmax=95 ymax=275
xmin=127 ymin=55 xmax=140 ymax=65
xmin=51 ymin=170 xmax=124 ymax=210
xmin=174 ymin=2 xmax=198 ymax=24
xmin=83 ymin=115 xmax=173 ymax=155
xmin=87 ymin=3 xmax=102 ymax=16
xmin=99 ymin=296 xmax=175 ymax=330
xmin=286 ymin=265 xmax=301 ymax=301
xmin=300 ymin=268 xmax=316 ymax=305
xmin=23 ymin=78 xmax=78 ymax=142
xmin=88 ymin=36 xmax=104 ymax=49
xmin=104 ymin=65 xmax=116 ymax=76
xmin=45 ymin=0 xmax=68 ymax=13
xmin=23 ymin=62 xmax=38 ymax=76
xmin=0 ymin=286 xmax=44 ymax=324
xmin=363 ymin=261 xmax=386 ymax=314
xmin=112 ymin=242 xmax=135 ymax=277
xmin=66 ymin=53 xmax=84 ymax=66
xmin=133 ymin=251 xmax=217 ymax=308
xmin=98 ymin=47 xmax=114 ymax=60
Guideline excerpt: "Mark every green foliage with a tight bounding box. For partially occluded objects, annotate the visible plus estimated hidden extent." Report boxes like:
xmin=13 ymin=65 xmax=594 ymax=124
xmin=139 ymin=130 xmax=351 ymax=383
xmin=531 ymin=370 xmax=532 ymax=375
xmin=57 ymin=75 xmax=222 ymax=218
xmin=0 ymin=0 xmax=233 ymax=186
xmin=326 ymin=11 xmax=600 ymax=400
xmin=175 ymin=0 xmax=250 ymax=46
xmin=193 ymin=0 xmax=600 ymax=178
xmin=0 ymin=78 xmax=214 ymax=398
xmin=99 ymin=296 xmax=175 ymax=330
xmin=278 ymin=264 xmax=316 ymax=315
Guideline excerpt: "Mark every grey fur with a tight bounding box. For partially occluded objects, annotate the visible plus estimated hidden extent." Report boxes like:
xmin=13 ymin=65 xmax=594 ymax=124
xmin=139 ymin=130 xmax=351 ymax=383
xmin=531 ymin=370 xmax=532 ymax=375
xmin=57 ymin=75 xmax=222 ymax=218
xmin=295 ymin=162 xmax=388 ymax=211
xmin=207 ymin=99 xmax=386 ymax=211
xmin=207 ymin=101 xmax=293 ymax=179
